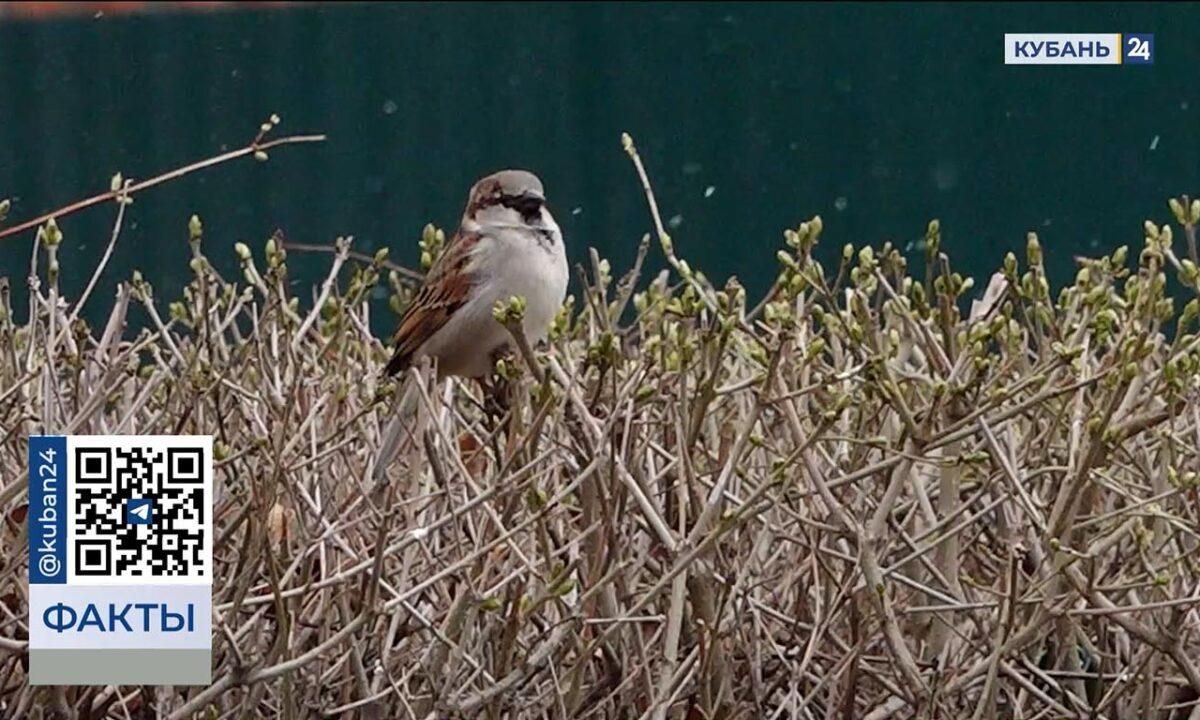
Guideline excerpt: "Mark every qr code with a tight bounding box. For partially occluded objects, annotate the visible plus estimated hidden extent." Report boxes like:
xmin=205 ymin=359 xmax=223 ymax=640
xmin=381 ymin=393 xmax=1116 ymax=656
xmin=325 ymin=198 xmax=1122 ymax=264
xmin=68 ymin=436 xmax=212 ymax=583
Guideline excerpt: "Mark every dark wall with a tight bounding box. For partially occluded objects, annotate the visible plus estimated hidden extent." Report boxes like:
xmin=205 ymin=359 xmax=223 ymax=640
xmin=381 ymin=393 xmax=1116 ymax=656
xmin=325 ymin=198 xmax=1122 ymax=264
xmin=1 ymin=2 xmax=1197 ymax=334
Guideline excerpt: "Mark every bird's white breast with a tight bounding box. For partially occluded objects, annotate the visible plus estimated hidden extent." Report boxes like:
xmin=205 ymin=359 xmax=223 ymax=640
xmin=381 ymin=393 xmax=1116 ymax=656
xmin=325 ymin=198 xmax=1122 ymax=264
xmin=419 ymin=218 xmax=568 ymax=378
xmin=473 ymin=221 xmax=569 ymax=343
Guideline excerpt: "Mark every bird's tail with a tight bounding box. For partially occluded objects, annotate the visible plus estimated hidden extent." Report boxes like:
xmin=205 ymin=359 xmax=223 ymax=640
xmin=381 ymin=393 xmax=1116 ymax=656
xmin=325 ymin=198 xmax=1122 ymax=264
xmin=371 ymin=374 xmax=421 ymax=488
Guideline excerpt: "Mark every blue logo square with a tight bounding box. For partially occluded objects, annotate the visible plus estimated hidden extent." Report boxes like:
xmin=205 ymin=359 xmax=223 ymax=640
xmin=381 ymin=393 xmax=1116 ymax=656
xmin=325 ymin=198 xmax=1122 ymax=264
xmin=1124 ymin=34 xmax=1154 ymax=65
xmin=125 ymin=498 xmax=154 ymax=525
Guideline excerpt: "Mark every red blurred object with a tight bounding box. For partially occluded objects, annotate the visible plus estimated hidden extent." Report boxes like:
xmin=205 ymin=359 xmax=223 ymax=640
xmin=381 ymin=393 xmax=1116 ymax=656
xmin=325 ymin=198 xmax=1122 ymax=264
xmin=0 ymin=2 xmax=305 ymax=21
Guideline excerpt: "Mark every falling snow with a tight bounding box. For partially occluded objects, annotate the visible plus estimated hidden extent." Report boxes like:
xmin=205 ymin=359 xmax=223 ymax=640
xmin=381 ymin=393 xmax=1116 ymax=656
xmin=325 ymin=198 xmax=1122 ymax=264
xmin=933 ymin=161 xmax=959 ymax=191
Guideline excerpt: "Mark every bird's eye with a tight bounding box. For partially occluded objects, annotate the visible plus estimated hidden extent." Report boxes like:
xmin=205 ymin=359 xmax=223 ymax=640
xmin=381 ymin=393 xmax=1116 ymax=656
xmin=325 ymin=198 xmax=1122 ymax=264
xmin=503 ymin=194 xmax=543 ymax=219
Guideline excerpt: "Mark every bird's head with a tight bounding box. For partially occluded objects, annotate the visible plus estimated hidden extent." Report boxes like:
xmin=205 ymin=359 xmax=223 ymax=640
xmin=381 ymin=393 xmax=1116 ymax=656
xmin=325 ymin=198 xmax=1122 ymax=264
xmin=464 ymin=169 xmax=553 ymax=231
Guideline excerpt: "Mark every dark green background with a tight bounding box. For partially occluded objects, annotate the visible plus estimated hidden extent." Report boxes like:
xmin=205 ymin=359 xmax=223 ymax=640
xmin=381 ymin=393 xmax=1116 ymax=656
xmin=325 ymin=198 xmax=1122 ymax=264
xmin=1 ymin=2 xmax=1197 ymax=335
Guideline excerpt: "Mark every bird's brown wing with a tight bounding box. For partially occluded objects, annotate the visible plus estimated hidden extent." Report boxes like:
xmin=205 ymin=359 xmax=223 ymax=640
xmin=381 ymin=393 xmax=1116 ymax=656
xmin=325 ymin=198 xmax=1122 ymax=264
xmin=383 ymin=229 xmax=482 ymax=377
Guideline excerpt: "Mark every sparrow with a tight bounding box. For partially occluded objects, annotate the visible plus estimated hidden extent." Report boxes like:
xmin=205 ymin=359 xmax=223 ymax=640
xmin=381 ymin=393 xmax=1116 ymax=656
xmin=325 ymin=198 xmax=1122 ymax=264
xmin=383 ymin=169 xmax=570 ymax=381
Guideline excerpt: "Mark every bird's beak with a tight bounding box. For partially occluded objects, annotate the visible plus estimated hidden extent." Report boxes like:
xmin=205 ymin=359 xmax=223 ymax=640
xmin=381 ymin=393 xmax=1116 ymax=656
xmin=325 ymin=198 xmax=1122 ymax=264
xmin=521 ymin=189 xmax=545 ymax=204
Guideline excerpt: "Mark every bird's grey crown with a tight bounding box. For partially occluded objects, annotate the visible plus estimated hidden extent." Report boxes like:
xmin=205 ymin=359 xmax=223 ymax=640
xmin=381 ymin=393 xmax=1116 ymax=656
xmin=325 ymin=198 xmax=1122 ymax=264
xmin=487 ymin=169 xmax=545 ymax=199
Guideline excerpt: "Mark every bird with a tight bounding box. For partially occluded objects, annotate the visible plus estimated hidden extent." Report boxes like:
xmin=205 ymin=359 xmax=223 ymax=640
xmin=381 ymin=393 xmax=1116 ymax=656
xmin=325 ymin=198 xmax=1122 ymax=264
xmin=382 ymin=169 xmax=570 ymax=381
xmin=371 ymin=170 xmax=569 ymax=483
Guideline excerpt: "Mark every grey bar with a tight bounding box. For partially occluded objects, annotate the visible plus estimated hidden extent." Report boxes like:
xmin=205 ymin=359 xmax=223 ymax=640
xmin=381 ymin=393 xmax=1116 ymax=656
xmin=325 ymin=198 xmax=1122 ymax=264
xmin=29 ymin=649 xmax=211 ymax=685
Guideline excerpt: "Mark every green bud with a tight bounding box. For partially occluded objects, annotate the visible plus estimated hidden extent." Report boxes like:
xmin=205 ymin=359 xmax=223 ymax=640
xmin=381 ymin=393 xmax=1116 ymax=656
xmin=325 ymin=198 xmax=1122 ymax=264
xmin=508 ymin=294 xmax=527 ymax=317
xmin=1037 ymin=306 xmax=1054 ymax=327
xmin=911 ymin=282 xmax=926 ymax=306
xmin=1111 ymin=245 xmax=1128 ymax=267
xmin=1125 ymin=275 xmax=1140 ymax=303
xmin=1144 ymin=220 xmax=1160 ymax=240
xmin=234 ymin=242 xmax=251 ymax=262
xmin=1180 ymin=259 xmax=1198 ymax=284
xmin=188 ymin=214 xmax=203 ymax=241
xmin=849 ymin=322 xmax=864 ymax=343
xmin=43 ymin=217 xmax=63 ymax=247
xmin=1169 ymin=198 xmax=1186 ymax=224
xmin=633 ymin=292 xmax=648 ymax=313
xmin=492 ymin=304 xmax=509 ymax=324
xmin=1156 ymin=298 xmax=1174 ymax=321
xmin=1026 ymin=233 xmax=1042 ymax=266
xmin=1003 ymin=252 xmax=1017 ymax=277
xmin=1180 ymin=299 xmax=1199 ymax=327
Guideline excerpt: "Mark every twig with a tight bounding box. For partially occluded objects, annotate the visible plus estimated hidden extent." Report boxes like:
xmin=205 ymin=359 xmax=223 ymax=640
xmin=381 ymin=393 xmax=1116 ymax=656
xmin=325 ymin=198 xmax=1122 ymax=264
xmin=0 ymin=131 xmax=327 ymax=241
